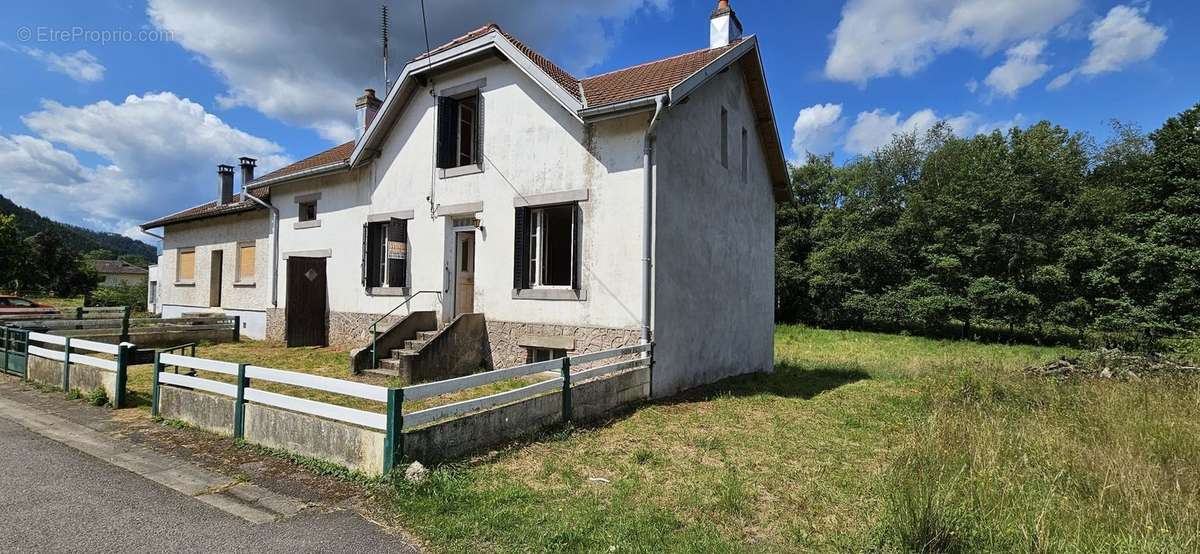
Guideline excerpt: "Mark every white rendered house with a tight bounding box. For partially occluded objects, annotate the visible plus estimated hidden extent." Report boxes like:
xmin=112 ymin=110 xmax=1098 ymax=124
xmin=141 ymin=1 xmax=790 ymax=396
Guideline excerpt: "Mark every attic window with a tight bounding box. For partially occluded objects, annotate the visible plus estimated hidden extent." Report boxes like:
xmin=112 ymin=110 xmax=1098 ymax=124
xmin=299 ymin=201 xmax=317 ymax=222
xmin=437 ymin=92 xmax=483 ymax=174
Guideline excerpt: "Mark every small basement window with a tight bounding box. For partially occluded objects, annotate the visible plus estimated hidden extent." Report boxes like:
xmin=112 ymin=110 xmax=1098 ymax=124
xmin=527 ymin=347 xmax=567 ymax=364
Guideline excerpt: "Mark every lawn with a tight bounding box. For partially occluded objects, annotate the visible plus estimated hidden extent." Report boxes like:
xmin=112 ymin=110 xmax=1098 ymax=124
xmin=381 ymin=326 xmax=1200 ymax=552
xmin=123 ymin=340 xmax=548 ymax=415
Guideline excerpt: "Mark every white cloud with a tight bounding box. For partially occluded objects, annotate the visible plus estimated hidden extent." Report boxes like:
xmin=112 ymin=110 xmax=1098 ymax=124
xmin=791 ymin=103 xmax=844 ymax=159
xmin=1047 ymin=4 xmax=1166 ymax=91
xmin=147 ymin=0 xmax=669 ymax=141
xmin=844 ymin=108 xmax=1016 ymax=154
xmin=983 ymin=39 xmax=1050 ymax=98
xmin=0 ymin=92 xmax=289 ymax=234
xmin=21 ymin=48 xmax=106 ymax=83
xmin=825 ymin=0 xmax=1080 ymax=84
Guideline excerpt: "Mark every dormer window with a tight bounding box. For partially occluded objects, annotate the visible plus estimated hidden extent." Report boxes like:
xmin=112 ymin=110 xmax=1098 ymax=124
xmin=436 ymin=83 xmax=485 ymax=177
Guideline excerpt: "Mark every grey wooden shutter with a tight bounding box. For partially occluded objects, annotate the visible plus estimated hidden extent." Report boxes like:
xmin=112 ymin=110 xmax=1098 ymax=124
xmin=436 ymin=97 xmax=459 ymax=169
xmin=513 ymin=207 xmax=529 ymax=290
xmin=387 ymin=218 xmax=407 ymax=288
xmin=360 ymin=223 xmax=368 ymax=288
xmin=571 ymin=205 xmax=581 ymax=291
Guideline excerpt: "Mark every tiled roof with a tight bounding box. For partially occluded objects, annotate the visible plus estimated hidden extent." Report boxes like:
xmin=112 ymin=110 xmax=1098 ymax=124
xmin=140 ymin=187 xmax=269 ymax=230
xmin=89 ymin=260 xmax=148 ymax=275
xmin=581 ymin=41 xmax=739 ymax=108
xmin=252 ymin=141 xmax=355 ymax=184
xmin=416 ymin=24 xmax=583 ymax=102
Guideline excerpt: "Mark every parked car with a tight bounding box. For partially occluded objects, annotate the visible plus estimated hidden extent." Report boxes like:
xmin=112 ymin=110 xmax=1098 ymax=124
xmin=0 ymin=296 xmax=57 ymax=316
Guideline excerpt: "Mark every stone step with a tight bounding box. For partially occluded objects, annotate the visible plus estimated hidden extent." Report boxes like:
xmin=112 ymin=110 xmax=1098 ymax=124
xmin=416 ymin=330 xmax=439 ymax=341
xmin=363 ymin=367 xmax=399 ymax=378
xmin=403 ymin=339 xmax=427 ymax=351
xmin=390 ymin=348 xmax=420 ymax=358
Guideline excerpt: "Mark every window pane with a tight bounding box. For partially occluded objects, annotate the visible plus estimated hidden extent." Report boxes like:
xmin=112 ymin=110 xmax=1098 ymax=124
xmin=540 ymin=205 xmax=574 ymax=286
xmin=10 ymin=299 xmax=32 ymax=307
xmin=299 ymin=202 xmax=317 ymax=222
xmin=457 ymin=95 xmax=478 ymax=166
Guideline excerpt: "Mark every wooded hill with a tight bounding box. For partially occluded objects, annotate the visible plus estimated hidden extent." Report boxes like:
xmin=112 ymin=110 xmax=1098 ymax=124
xmin=0 ymin=194 xmax=156 ymax=260
xmin=777 ymin=102 xmax=1200 ymax=347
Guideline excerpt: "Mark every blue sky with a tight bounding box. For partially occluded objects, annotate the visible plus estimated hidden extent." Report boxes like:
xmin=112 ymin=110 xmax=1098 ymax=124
xmin=0 ymin=0 xmax=1195 ymax=240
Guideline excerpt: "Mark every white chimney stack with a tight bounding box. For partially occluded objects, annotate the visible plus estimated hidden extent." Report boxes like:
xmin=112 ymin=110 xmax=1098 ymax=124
xmin=710 ymin=0 xmax=743 ymax=49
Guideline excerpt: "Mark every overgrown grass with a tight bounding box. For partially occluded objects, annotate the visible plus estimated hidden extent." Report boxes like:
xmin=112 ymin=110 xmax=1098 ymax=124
xmin=381 ymin=326 xmax=1200 ymax=552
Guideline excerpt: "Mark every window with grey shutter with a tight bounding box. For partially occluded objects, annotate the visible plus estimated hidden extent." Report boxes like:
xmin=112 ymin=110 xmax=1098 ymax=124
xmin=513 ymin=207 xmax=529 ymax=289
xmin=436 ymin=96 xmax=459 ymax=169
xmin=360 ymin=223 xmax=368 ymax=287
xmin=386 ymin=218 xmax=407 ymax=288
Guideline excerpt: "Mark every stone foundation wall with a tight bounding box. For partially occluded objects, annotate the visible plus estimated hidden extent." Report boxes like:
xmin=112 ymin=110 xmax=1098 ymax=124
xmin=265 ymin=308 xmax=402 ymax=348
xmin=485 ymin=320 xmax=641 ymax=369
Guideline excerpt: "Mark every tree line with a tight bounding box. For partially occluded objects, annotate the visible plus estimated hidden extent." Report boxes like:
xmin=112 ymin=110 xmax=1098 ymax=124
xmin=776 ymin=102 xmax=1200 ymax=348
xmin=0 ymin=216 xmax=101 ymax=297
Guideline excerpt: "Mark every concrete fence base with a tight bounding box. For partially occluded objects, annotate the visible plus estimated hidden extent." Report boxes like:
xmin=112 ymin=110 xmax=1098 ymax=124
xmin=156 ymin=367 xmax=651 ymax=475
xmin=27 ymin=354 xmax=118 ymax=401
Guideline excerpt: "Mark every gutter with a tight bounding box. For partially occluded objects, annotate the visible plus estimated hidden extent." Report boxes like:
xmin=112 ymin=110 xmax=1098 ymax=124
xmin=242 ymin=191 xmax=281 ymax=307
xmin=641 ymin=95 xmax=668 ymax=344
xmin=578 ymin=96 xmax=658 ymax=122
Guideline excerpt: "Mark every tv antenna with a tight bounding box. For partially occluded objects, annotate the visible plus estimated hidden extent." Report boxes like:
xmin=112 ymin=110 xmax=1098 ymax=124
xmin=381 ymin=4 xmax=390 ymax=91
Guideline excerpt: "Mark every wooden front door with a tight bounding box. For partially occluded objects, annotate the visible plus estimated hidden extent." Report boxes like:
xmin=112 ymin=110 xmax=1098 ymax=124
xmin=286 ymin=257 xmax=328 ymax=347
xmin=209 ymin=250 xmax=223 ymax=307
xmin=454 ymin=231 xmax=475 ymax=316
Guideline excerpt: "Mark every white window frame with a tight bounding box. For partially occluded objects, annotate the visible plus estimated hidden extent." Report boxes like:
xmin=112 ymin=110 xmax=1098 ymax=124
xmin=528 ymin=205 xmax=576 ymax=289
xmin=528 ymin=347 xmax=567 ymax=363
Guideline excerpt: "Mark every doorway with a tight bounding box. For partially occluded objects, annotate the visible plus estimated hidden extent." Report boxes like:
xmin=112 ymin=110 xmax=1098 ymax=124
xmin=454 ymin=231 xmax=475 ymax=317
xmin=286 ymin=257 xmax=328 ymax=347
xmin=209 ymin=250 xmax=223 ymax=307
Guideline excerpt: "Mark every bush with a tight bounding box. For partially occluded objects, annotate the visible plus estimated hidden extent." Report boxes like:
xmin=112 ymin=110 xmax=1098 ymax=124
xmin=89 ymin=283 xmax=147 ymax=311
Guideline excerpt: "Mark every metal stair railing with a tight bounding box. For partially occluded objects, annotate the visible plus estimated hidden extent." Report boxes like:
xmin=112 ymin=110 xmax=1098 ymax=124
xmin=369 ymin=291 xmax=441 ymax=369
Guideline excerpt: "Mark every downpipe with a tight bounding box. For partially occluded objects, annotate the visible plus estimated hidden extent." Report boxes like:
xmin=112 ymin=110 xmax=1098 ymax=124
xmin=243 ymin=192 xmax=281 ymax=306
xmin=642 ymin=95 xmax=668 ymax=344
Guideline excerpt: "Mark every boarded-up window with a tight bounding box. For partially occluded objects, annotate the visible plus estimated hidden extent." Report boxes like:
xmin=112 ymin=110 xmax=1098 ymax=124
xmin=237 ymin=243 xmax=256 ymax=282
xmin=177 ymin=249 xmax=195 ymax=282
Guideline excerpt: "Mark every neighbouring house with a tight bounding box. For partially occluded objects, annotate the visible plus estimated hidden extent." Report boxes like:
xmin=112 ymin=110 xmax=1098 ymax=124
xmin=88 ymin=260 xmax=149 ymax=288
xmin=147 ymin=264 xmax=160 ymax=314
xmin=140 ymin=1 xmax=790 ymax=396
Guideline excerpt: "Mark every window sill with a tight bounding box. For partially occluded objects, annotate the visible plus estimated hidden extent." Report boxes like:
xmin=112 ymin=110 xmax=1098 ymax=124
xmin=439 ymin=164 xmax=483 ymax=179
xmin=512 ymin=288 xmax=587 ymax=301
xmin=233 ymin=281 xmax=256 ymax=288
xmin=174 ymin=281 xmax=195 ymax=287
xmin=294 ymin=219 xmax=321 ymax=230
xmin=368 ymin=287 xmax=409 ymax=297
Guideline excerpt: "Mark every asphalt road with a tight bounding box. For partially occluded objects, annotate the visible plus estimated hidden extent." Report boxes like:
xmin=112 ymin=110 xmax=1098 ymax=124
xmin=0 ymin=416 xmax=417 ymax=553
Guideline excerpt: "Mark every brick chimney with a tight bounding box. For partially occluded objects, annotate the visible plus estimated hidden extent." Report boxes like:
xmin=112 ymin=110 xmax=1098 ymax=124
xmin=238 ymin=157 xmax=257 ymax=191
xmin=218 ymin=164 xmax=235 ymax=204
xmin=710 ymin=0 xmax=743 ymax=49
xmin=355 ymin=88 xmax=383 ymax=143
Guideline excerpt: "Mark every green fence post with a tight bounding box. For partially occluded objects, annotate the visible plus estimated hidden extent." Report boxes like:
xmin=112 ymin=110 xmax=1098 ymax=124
xmin=561 ymin=357 xmax=572 ymax=423
xmin=232 ymin=316 xmax=241 ymax=342
xmin=114 ymin=343 xmax=129 ymax=409
xmin=75 ymin=307 xmax=83 ymax=320
xmin=384 ymin=388 xmax=404 ymax=473
xmin=3 ymin=327 xmax=9 ymax=373
xmin=119 ymin=307 xmax=131 ymax=344
xmin=233 ymin=363 xmax=248 ymax=439
xmin=647 ymin=342 xmax=655 ymax=398
xmin=151 ymin=352 xmax=162 ymax=418
xmin=62 ymin=337 xmax=72 ymax=392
